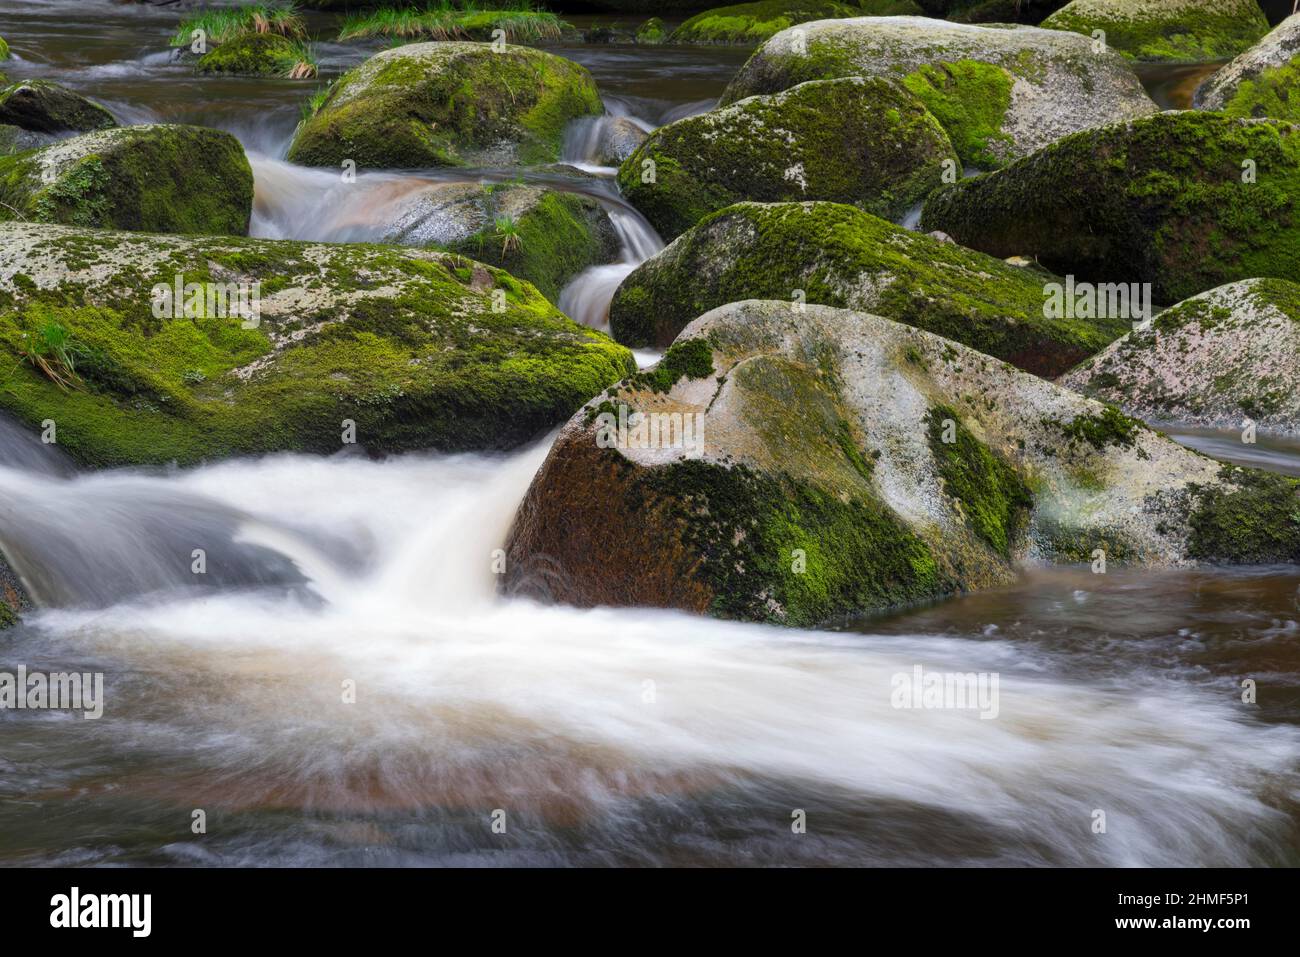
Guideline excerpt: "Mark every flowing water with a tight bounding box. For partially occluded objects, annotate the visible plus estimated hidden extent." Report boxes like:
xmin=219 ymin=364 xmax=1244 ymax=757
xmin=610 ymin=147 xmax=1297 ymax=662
xmin=1 ymin=2 xmax=1299 ymax=867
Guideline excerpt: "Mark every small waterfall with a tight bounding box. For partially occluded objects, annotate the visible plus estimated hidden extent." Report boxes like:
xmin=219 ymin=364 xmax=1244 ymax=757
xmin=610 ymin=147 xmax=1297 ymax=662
xmin=558 ymin=206 xmax=664 ymax=331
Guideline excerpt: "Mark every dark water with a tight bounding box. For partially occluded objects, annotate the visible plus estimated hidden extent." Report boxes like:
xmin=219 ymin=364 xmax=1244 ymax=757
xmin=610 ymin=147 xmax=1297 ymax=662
xmin=1 ymin=3 xmax=1298 ymax=868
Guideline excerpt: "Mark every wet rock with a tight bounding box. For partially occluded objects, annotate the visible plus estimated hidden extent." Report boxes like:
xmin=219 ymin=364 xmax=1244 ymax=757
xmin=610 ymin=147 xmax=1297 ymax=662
xmin=0 ymin=124 xmax=252 ymax=235
xmin=1061 ymin=278 xmax=1300 ymax=436
xmin=506 ymin=299 xmax=1300 ymax=624
xmin=921 ymin=111 xmax=1300 ymax=304
xmin=618 ymin=76 xmax=957 ymax=239
xmin=0 ymin=223 xmax=634 ymax=467
xmin=287 ymin=42 xmax=603 ymax=169
xmin=721 ymin=16 xmax=1157 ymax=168
xmin=1042 ymin=0 xmax=1269 ymax=63
xmin=0 ymin=79 xmax=117 ymax=134
xmin=608 ymin=200 xmax=1126 ymax=375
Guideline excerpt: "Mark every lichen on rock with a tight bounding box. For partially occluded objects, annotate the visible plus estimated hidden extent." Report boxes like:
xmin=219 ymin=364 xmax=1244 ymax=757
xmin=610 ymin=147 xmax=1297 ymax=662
xmin=617 ymin=75 xmax=957 ymax=240
xmin=0 ymin=124 xmax=253 ymax=235
xmin=1061 ymin=278 xmax=1300 ymax=436
xmin=1195 ymin=14 xmax=1300 ymax=121
xmin=505 ymin=299 xmax=1290 ymax=625
xmin=721 ymin=15 xmax=1157 ymax=168
xmin=286 ymin=41 xmax=603 ymax=169
xmin=608 ymin=201 xmax=1128 ymax=375
xmin=1042 ymin=0 xmax=1269 ymax=64
xmin=0 ymin=222 xmax=635 ymax=467
xmin=921 ymin=111 xmax=1300 ymax=305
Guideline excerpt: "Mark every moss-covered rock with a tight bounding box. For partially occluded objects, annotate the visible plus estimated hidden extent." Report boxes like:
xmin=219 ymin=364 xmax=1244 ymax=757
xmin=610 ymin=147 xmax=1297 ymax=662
xmin=505 ymin=299 xmax=1293 ymax=625
xmin=635 ymin=17 xmax=669 ymax=44
xmin=617 ymin=76 xmax=956 ymax=240
xmin=0 ymin=223 xmax=635 ymax=468
xmin=0 ymin=125 xmax=253 ymax=236
xmin=426 ymin=183 xmax=620 ymax=303
xmin=1042 ymin=0 xmax=1269 ymax=63
xmin=721 ymin=16 xmax=1157 ymax=169
xmin=921 ymin=111 xmax=1300 ymax=305
xmin=1195 ymin=14 xmax=1300 ymax=120
xmin=609 ymin=201 xmax=1127 ymax=375
xmin=195 ymin=32 xmax=309 ymax=77
xmin=1061 ymin=278 xmax=1300 ymax=435
xmin=671 ymin=1 xmax=860 ymax=45
xmin=287 ymin=42 xmax=602 ymax=170
xmin=916 ymin=0 xmax=1066 ymax=19
xmin=0 ymin=35 xmax=9 ymax=61
xmin=0 ymin=80 xmax=117 ymax=134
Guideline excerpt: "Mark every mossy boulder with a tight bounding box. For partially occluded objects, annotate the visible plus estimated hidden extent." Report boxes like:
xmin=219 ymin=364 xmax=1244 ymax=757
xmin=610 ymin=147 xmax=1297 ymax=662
xmin=375 ymin=180 xmax=619 ymax=303
xmin=721 ymin=16 xmax=1157 ymax=169
xmin=609 ymin=201 xmax=1127 ymax=375
xmin=915 ymin=0 xmax=1065 ymax=18
xmin=1195 ymin=14 xmax=1300 ymax=120
xmin=1061 ymin=278 xmax=1300 ymax=435
xmin=635 ymin=18 xmax=669 ymax=44
xmin=617 ymin=76 xmax=956 ymax=240
xmin=0 ymin=223 xmax=635 ymax=468
xmin=1042 ymin=0 xmax=1269 ymax=63
xmin=195 ymin=32 xmax=304 ymax=77
xmin=0 ymin=80 xmax=117 ymax=134
xmin=505 ymin=299 xmax=1297 ymax=625
xmin=0 ymin=125 xmax=253 ymax=236
xmin=0 ymin=35 xmax=9 ymax=61
xmin=671 ymin=1 xmax=860 ymax=45
xmin=921 ymin=111 xmax=1300 ymax=305
xmin=286 ymin=42 xmax=602 ymax=170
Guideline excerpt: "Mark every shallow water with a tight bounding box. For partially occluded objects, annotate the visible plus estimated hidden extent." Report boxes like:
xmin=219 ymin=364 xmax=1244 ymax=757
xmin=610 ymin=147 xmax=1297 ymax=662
xmin=1 ymin=2 xmax=1298 ymax=868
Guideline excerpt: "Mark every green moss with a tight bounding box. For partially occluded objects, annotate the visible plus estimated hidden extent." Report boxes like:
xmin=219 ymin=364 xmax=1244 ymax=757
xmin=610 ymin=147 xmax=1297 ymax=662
xmin=618 ymin=76 xmax=955 ymax=240
xmin=195 ymin=32 xmax=313 ymax=77
xmin=0 ymin=81 xmax=117 ymax=134
xmin=287 ymin=43 xmax=602 ymax=169
xmin=0 ymin=227 xmax=636 ymax=467
xmin=635 ymin=17 xmax=668 ymax=43
xmin=1054 ymin=405 xmax=1141 ymax=451
xmin=629 ymin=337 xmax=715 ymax=393
xmin=927 ymin=404 xmax=1031 ymax=556
xmin=0 ymin=36 xmax=9 ymax=61
xmin=1043 ymin=0 xmax=1269 ymax=63
xmin=1187 ymin=467 xmax=1300 ymax=563
xmin=609 ymin=201 xmax=1128 ymax=375
xmin=902 ymin=60 xmax=1013 ymax=169
xmin=922 ymin=111 xmax=1300 ymax=304
xmin=640 ymin=457 xmax=949 ymax=626
xmin=1219 ymin=59 xmax=1300 ymax=123
xmin=446 ymin=190 xmax=614 ymax=303
xmin=0 ymin=126 xmax=253 ymax=236
xmin=671 ymin=1 xmax=858 ymax=45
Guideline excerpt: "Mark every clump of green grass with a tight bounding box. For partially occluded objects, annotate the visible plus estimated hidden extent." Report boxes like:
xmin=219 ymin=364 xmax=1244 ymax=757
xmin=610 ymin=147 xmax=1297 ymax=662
xmin=338 ymin=2 xmax=567 ymax=44
xmin=275 ymin=38 xmax=319 ymax=78
xmin=16 ymin=322 xmax=86 ymax=392
xmin=171 ymin=3 xmax=307 ymax=48
xmin=494 ymin=214 xmax=523 ymax=257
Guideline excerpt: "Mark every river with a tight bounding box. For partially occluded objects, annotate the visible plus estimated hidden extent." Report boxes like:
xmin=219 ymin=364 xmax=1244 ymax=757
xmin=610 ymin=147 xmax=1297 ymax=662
xmin=0 ymin=0 xmax=1297 ymax=867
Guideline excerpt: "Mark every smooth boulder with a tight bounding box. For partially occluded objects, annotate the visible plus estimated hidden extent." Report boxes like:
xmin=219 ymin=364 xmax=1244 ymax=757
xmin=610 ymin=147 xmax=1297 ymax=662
xmin=0 ymin=80 xmax=117 ymax=134
xmin=1061 ymin=278 xmax=1300 ymax=435
xmin=609 ymin=201 xmax=1128 ymax=375
xmin=287 ymin=42 xmax=602 ymax=169
xmin=505 ymin=299 xmax=1300 ymax=624
xmin=381 ymin=181 xmax=619 ymax=303
xmin=1042 ymin=0 xmax=1269 ymax=63
xmin=617 ymin=76 xmax=956 ymax=240
xmin=922 ymin=111 xmax=1300 ymax=305
xmin=1195 ymin=14 xmax=1300 ymax=120
xmin=0 ymin=124 xmax=253 ymax=235
xmin=0 ymin=223 xmax=634 ymax=467
xmin=720 ymin=16 xmax=1157 ymax=168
